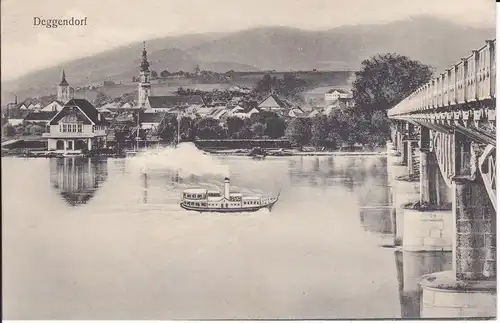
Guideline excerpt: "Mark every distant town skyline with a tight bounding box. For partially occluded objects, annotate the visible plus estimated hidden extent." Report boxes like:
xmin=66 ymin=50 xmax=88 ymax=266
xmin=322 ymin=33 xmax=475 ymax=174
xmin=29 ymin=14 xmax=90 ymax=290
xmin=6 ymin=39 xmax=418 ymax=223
xmin=1 ymin=0 xmax=496 ymax=81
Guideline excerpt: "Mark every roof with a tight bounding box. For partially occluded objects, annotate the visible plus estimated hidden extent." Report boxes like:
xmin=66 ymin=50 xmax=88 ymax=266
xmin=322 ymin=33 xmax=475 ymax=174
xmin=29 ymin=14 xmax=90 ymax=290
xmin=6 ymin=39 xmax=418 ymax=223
xmin=59 ymin=70 xmax=69 ymax=86
xmin=258 ymin=94 xmax=287 ymax=109
xmin=6 ymin=109 xmax=29 ymax=119
xmin=50 ymin=99 xmax=108 ymax=125
xmin=242 ymin=106 xmax=260 ymax=114
xmin=139 ymin=111 xmax=166 ymax=123
xmin=327 ymin=88 xmax=351 ymax=94
xmin=148 ymin=95 xmax=204 ymax=110
xmin=183 ymin=188 xmax=208 ymax=194
xmin=24 ymin=111 xmax=58 ymax=121
xmin=44 ymin=100 xmax=65 ymax=107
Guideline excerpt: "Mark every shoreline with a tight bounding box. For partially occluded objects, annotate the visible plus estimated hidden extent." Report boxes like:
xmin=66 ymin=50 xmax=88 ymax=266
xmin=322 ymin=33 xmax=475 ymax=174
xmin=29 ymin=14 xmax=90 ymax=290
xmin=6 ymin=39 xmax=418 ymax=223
xmin=1 ymin=150 xmax=387 ymax=158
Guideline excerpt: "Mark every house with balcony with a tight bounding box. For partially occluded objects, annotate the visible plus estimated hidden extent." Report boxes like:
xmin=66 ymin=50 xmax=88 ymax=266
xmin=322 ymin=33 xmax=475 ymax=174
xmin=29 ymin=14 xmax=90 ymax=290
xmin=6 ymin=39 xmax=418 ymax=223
xmin=44 ymin=99 xmax=109 ymax=152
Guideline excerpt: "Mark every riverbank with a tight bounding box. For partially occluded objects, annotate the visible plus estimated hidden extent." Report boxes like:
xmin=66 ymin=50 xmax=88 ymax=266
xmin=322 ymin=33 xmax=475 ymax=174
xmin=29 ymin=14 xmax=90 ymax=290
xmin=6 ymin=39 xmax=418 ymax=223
xmin=208 ymin=150 xmax=387 ymax=157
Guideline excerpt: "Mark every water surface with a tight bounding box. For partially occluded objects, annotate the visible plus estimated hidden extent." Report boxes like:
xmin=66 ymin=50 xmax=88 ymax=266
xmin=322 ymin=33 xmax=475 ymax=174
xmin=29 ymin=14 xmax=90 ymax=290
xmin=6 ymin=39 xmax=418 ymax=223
xmin=2 ymin=150 xmax=450 ymax=319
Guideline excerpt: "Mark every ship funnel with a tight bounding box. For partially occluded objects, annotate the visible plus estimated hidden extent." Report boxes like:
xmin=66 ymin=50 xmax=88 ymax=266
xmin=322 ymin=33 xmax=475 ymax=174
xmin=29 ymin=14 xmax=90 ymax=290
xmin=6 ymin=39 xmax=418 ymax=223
xmin=224 ymin=177 xmax=230 ymax=199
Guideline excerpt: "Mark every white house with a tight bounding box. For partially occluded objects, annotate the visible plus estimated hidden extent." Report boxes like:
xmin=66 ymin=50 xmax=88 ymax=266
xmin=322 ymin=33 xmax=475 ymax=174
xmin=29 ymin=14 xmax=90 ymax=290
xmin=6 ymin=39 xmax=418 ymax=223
xmin=324 ymin=88 xmax=352 ymax=101
xmin=44 ymin=99 xmax=109 ymax=152
xmin=41 ymin=100 xmax=65 ymax=112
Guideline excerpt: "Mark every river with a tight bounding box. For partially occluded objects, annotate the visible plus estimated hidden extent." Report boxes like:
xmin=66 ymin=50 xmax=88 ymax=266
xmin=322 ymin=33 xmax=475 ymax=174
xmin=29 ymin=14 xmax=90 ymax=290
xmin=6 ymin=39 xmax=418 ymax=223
xmin=2 ymin=144 xmax=451 ymax=319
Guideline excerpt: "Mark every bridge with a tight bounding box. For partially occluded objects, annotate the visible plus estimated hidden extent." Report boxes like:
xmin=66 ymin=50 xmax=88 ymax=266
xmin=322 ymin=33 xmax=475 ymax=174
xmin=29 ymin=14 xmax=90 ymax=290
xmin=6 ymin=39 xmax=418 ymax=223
xmin=386 ymin=39 xmax=496 ymax=318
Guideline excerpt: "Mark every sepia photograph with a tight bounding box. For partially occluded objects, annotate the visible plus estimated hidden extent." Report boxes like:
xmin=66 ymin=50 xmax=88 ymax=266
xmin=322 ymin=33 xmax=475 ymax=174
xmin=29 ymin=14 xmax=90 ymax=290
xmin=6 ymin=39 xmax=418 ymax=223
xmin=1 ymin=0 xmax=497 ymax=320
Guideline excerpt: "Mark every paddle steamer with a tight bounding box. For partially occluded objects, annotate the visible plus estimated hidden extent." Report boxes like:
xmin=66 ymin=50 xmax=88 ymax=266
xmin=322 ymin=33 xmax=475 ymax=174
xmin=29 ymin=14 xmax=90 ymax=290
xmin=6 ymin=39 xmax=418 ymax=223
xmin=180 ymin=177 xmax=280 ymax=213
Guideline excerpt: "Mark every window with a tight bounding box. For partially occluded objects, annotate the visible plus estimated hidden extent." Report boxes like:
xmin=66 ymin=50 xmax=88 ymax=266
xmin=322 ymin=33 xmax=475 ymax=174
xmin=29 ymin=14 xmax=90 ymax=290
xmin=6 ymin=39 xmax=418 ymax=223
xmin=63 ymin=124 xmax=67 ymax=132
xmin=72 ymin=124 xmax=77 ymax=132
xmin=59 ymin=124 xmax=63 ymax=132
xmin=78 ymin=124 xmax=82 ymax=132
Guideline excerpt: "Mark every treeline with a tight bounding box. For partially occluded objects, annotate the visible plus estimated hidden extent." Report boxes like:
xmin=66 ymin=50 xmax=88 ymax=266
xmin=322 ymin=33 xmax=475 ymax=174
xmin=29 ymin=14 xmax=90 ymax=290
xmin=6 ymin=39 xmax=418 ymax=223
xmin=151 ymin=108 xmax=388 ymax=149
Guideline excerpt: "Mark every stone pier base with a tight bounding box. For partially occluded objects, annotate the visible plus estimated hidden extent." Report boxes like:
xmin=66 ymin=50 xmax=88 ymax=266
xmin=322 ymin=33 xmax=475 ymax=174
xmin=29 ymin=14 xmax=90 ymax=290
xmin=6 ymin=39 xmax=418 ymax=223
xmin=419 ymin=271 xmax=497 ymax=318
xmin=392 ymin=180 xmax=420 ymax=246
xmin=402 ymin=209 xmax=453 ymax=252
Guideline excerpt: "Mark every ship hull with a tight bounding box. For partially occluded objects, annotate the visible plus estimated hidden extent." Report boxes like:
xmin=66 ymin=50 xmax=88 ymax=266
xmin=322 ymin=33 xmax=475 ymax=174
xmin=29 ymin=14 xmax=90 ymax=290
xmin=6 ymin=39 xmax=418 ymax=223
xmin=180 ymin=200 xmax=278 ymax=213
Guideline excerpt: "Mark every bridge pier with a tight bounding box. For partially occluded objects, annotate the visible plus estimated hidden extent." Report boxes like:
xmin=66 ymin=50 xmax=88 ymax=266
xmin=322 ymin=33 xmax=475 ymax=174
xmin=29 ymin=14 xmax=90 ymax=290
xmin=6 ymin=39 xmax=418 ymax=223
xmin=387 ymin=38 xmax=496 ymax=318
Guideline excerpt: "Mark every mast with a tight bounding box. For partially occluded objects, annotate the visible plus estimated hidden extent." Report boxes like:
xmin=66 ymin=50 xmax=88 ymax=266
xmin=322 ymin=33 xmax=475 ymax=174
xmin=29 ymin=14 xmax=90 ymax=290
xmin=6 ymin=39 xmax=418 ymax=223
xmin=136 ymin=112 xmax=140 ymax=151
xmin=176 ymin=111 xmax=182 ymax=148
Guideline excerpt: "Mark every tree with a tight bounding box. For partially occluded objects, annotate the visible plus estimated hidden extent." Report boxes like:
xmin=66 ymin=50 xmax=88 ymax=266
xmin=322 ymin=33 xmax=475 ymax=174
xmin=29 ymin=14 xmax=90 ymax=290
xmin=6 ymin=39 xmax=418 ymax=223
xmin=353 ymin=53 xmax=432 ymax=115
xmin=30 ymin=124 xmax=45 ymax=136
xmin=151 ymin=70 xmax=158 ymax=78
xmin=310 ymin=115 xmax=329 ymax=148
xmin=264 ymin=115 xmax=286 ymax=139
xmin=192 ymin=117 xmax=226 ymax=139
xmin=285 ymin=118 xmax=311 ymax=147
xmin=350 ymin=53 xmax=432 ymax=147
xmin=160 ymin=70 xmax=170 ymax=78
xmin=226 ymin=116 xmax=244 ymax=138
xmin=251 ymin=122 xmax=266 ymax=138
xmin=194 ymin=64 xmax=201 ymax=75
xmin=2 ymin=123 xmax=15 ymax=137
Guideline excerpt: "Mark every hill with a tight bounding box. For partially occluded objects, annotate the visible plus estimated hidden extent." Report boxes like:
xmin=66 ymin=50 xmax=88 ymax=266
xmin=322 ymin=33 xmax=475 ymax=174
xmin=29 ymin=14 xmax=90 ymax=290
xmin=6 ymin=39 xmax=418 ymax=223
xmin=2 ymin=15 xmax=495 ymax=103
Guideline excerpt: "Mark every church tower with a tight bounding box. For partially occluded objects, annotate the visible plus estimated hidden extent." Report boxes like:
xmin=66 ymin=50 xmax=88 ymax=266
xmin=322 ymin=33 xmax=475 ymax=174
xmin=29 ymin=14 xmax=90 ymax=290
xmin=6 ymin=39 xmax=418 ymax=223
xmin=57 ymin=70 xmax=73 ymax=103
xmin=138 ymin=42 xmax=151 ymax=108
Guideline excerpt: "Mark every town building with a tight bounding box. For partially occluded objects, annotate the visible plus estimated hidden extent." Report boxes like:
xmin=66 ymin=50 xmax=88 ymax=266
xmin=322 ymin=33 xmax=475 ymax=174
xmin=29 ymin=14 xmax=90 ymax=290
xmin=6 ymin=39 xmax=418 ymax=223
xmin=41 ymin=100 xmax=65 ymax=112
xmin=5 ymin=109 xmax=29 ymax=126
xmin=139 ymin=111 xmax=166 ymax=130
xmin=136 ymin=43 xmax=205 ymax=120
xmin=288 ymin=107 xmax=305 ymax=118
xmin=24 ymin=111 xmax=58 ymax=125
xmin=258 ymin=94 xmax=288 ymax=112
xmin=57 ymin=70 xmax=75 ymax=103
xmin=145 ymin=95 xmax=204 ymax=113
xmin=44 ymin=99 xmax=109 ymax=152
xmin=137 ymin=42 xmax=151 ymax=108
xmin=324 ymin=88 xmax=352 ymax=101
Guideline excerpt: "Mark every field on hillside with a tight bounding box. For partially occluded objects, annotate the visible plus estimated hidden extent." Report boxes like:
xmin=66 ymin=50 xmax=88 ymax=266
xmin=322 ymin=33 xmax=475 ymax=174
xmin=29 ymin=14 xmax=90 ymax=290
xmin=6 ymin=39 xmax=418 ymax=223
xmin=3 ymin=70 xmax=354 ymax=105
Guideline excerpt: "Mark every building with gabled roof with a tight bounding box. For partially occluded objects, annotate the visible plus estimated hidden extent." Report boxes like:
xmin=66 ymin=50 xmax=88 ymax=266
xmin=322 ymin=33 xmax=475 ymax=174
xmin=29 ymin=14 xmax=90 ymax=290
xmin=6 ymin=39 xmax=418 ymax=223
xmin=24 ymin=111 xmax=58 ymax=124
xmin=325 ymin=88 xmax=352 ymax=101
xmin=139 ymin=111 xmax=166 ymax=130
xmin=44 ymin=99 xmax=109 ymax=152
xmin=41 ymin=100 xmax=65 ymax=112
xmin=5 ymin=109 xmax=29 ymax=126
xmin=145 ymin=95 xmax=204 ymax=112
xmin=258 ymin=94 xmax=288 ymax=111
xmin=288 ymin=108 xmax=305 ymax=118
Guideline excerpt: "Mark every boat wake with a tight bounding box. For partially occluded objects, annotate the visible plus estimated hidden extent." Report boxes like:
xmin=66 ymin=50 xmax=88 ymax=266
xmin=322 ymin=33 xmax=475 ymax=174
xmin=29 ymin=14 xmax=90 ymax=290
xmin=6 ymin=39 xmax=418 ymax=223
xmin=127 ymin=142 xmax=229 ymax=177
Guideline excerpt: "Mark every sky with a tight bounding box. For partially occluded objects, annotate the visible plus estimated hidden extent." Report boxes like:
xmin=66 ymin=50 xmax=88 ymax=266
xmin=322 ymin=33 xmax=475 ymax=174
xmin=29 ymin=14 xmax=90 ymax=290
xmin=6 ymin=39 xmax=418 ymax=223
xmin=1 ymin=0 xmax=496 ymax=81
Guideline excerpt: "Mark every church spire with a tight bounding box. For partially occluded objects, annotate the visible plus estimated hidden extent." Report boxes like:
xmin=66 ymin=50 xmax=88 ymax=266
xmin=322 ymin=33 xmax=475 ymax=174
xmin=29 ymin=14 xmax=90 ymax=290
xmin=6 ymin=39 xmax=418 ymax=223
xmin=140 ymin=41 xmax=150 ymax=72
xmin=59 ymin=69 xmax=69 ymax=86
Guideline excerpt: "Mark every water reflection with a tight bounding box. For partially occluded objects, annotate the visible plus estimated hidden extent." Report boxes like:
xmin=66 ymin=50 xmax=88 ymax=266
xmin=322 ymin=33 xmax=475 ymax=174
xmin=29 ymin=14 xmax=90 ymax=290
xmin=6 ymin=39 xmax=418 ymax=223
xmin=49 ymin=157 xmax=108 ymax=206
xmin=286 ymin=156 xmax=392 ymax=235
xmin=394 ymin=251 xmax=452 ymax=318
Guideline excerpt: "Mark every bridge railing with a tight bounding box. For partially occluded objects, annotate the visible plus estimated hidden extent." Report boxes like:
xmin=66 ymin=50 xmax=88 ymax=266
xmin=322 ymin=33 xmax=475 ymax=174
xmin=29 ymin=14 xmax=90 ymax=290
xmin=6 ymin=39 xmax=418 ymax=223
xmin=388 ymin=39 xmax=496 ymax=117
